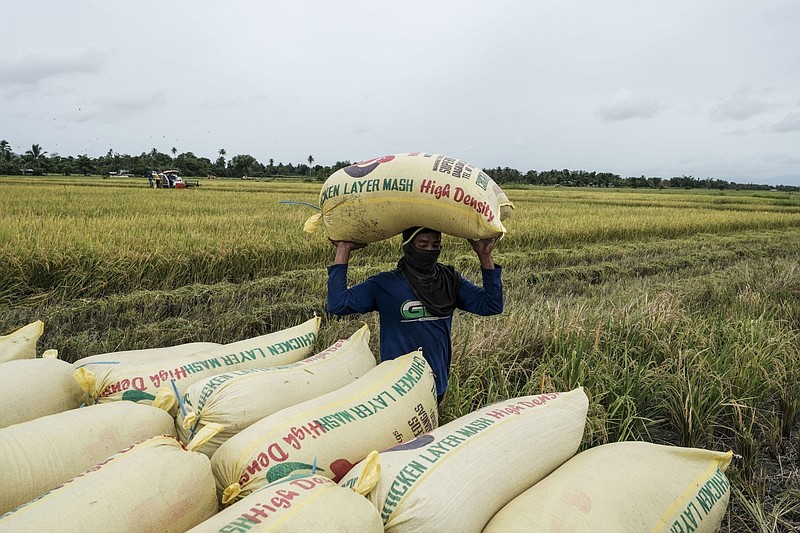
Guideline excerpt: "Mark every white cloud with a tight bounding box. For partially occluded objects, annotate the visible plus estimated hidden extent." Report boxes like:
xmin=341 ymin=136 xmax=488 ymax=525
xmin=723 ymin=128 xmax=754 ymax=136
xmin=769 ymin=112 xmax=800 ymax=133
xmin=710 ymin=90 xmax=777 ymax=121
xmin=596 ymin=89 xmax=667 ymax=122
xmin=63 ymin=92 xmax=169 ymax=124
xmin=0 ymin=49 xmax=104 ymax=96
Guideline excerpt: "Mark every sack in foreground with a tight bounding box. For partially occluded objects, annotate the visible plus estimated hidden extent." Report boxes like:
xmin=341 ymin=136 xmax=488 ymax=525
xmin=340 ymin=388 xmax=589 ymax=533
xmin=212 ymin=351 xmax=438 ymax=505
xmin=179 ymin=324 xmax=376 ymax=457
xmin=0 ymin=357 xmax=84 ymax=429
xmin=187 ymin=473 xmax=383 ymax=532
xmin=0 ymin=402 xmax=176 ymax=515
xmin=0 ymin=436 xmax=217 ymax=533
xmin=483 ymin=441 xmax=733 ymax=533
xmin=304 ymin=153 xmax=510 ymax=243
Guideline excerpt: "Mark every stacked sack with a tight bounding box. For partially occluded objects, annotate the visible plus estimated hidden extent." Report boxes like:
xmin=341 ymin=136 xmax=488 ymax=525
xmin=2 ymin=318 xmax=735 ymax=531
xmin=0 ymin=321 xmax=44 ymax=364
xmin=340 ymin=388 xmax=589 ymax=532
xmin=304 ymin=152 xmax=513 ymax=243
xmin=74 ymin=341 xmax=221 ymax=365
xmin=0 ymin=317 xmax=334 ymax=528
xmin=1 ymin=320 xmax=82 ymax=429
xmin=177 ymin=324 xmax=377 ymax=457
xmin=0 ymin=436 xmax=217 ymax=532
xmin=484 ymin=441 xmax=733 ymax=533
xmin=212 ymin=351 xmax=438 ymax=505
xmin=73 ymin=317 xmax=320 ymax=407
xmin=0 ymin=351 xmax=84 ymax=428
xmin=0 ymin=402 xmax=176 ymax=514
xmin=188 ymin=473 xmax=383 ymax=532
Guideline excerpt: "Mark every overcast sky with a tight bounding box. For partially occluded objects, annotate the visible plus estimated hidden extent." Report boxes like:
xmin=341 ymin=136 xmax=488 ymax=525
xmin=3 ymin=1 xmax=800 ymax=186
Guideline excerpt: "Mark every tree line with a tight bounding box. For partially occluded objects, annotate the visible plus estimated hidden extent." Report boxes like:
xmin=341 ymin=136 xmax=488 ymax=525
xmin=484 ymin=166 xmax=799 ymax=192
xmin=1 ymin=140 xmax=796 ymax=192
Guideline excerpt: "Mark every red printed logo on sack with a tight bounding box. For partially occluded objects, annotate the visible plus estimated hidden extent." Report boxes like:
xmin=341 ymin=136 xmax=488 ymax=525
xmin=343 ymin=155 xmax=395 ymax=178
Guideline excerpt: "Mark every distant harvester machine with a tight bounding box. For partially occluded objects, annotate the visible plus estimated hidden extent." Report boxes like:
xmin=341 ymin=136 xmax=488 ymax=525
xmin=149 ymin=170 xmax=199 ymax=189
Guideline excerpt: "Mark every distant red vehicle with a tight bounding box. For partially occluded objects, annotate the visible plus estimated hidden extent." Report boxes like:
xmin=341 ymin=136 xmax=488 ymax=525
xmin=149 ymin=170 xmax=198 ymax=189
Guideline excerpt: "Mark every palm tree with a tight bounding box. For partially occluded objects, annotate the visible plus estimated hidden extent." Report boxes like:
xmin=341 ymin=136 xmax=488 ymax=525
xmin=25 ymin=144 xmax=47 ymax=171
xmin=0 ymin=140 xmax=12 ymax=162
xmin=307 ymin=154 xmax=315 ymax=177
xmin=171 ymin=147 xmax=177 ymax=162
xmin=215 ymin=148 xmax=227 ymax=174
xmin=149 ymin=148 xmax=158 ymax=172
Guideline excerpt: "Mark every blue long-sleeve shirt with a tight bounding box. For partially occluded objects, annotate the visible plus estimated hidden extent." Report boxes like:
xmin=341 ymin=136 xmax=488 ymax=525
xmin=327 ymin=264 xmax=503 ymax=396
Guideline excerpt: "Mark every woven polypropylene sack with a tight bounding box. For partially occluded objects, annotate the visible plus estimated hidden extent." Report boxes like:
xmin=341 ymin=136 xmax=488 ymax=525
xmin=0 ymin=321 xmax=44 ymax=364
xmin=0 ymin=358 xmax=84 ymax=428
xmin=0 ymin=403 xmax=177 ymax=515
xmin=304 ymin=153 xmax=509 ymax=243
xmin=0 ymin=435 xmax=216 ymax=532
xmin=484 ymin=441 xmax=733 ymax=533
xmin=178 ymin=324 xmax=377 ymax=457
xmin=73 ymin=342 xmax=221 ymax=366
xmin=212 ymin=351 xmax=437 ymax=506
xmin=187 ymin=473 xmax=383 ymax=532
xmin=74 ymin=317 xmax=320 ymax=407
xmin=340 ymin=389 xmax=589 ymax=533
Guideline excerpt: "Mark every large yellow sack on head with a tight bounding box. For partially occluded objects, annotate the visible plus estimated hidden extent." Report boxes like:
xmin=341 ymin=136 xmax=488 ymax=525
xmin=178 ymin=324 xmax=376 ymax=457
xmin=187 ymin=473 xmax=383 ymax=532
xmin=0 ymin=358 xmax=84 ymax=428
xmin=305 ymin=153 xmax=509 ymax=243
xmin=484 ymin=441 xmax=733 ymax=533
xmin=0 ymin=402 xmax=176 ymax=515
xmin=73 ymin=341 xmax=221 ymax=366
xmin=0 ymin=321 xmax=44 ymax=364
xmin=212 ymin=351 xmax=437 ymax=505
xmin=340 ymin=389 xmax=589 ymax=533
xmin=74 ymin=317 xmax=320 ymax=407
xmin=0 ymin=435 xmax=217 ymax=532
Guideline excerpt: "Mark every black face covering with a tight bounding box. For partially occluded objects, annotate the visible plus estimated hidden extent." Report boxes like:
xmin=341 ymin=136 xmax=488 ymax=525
xmin=404 ymin=244 xmax=441 ymax=273
xmin=396 ymin=240 xmax=461 ymax=317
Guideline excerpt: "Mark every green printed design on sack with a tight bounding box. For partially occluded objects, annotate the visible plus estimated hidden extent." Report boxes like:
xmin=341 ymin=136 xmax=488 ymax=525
xmin=265 ymin=332 xmax=316 ymax=355
xmin=266 ymin=462 xmax=323 ymax=483
xmin=121 ymin=390 xmax=156 ymax=403
xmin=321 ymin=178 xmax=415 ymax=202
xmin=192 ymin=339 xmax=345 ymax=412
xmin=379 ymin=417 xmax=496 ymax=522
xmin=391 ymin=355 xmax=428 ymax=397
xmin=669 ymin=469 xmax=730 ymax=533
xmin=237 ymin=355 xmax=432 ymax=486
xmin=99 ymin=332 xmax=316 ymax=398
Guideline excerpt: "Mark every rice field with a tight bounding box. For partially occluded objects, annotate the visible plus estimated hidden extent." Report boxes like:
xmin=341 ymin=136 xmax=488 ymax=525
xmin=1 ymin=175 xmax=799 ymax=531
